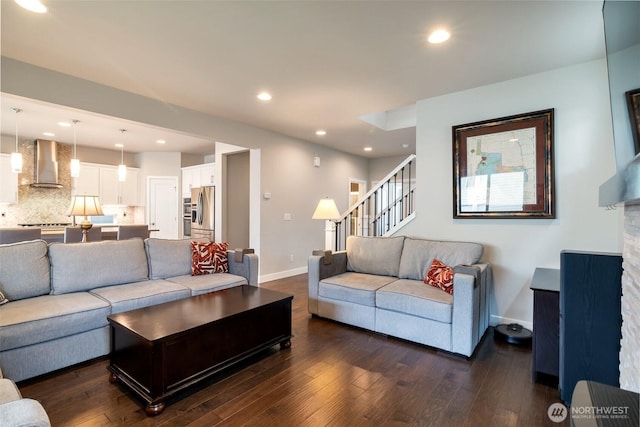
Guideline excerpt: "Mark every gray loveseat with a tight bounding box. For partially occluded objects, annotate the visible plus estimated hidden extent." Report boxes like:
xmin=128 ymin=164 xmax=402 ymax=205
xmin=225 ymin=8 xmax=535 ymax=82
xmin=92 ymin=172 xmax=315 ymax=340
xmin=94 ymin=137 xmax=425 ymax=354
xmin=0 ymin=237 xmax=258 ymax=383
xmin=308 ymin=236 xmax=491 ymax=357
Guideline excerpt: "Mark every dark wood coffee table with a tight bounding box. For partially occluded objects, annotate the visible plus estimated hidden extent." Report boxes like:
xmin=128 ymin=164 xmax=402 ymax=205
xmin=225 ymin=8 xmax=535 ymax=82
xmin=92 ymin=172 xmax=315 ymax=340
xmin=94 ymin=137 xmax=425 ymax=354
xmin=107 ymin=285 xmax=293 ymax=415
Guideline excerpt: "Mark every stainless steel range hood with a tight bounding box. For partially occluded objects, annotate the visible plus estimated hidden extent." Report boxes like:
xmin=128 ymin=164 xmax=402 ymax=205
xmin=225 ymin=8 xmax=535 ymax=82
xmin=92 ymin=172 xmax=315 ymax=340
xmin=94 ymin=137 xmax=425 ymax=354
xmin=30 ymin=140 xmax=63 ymax=188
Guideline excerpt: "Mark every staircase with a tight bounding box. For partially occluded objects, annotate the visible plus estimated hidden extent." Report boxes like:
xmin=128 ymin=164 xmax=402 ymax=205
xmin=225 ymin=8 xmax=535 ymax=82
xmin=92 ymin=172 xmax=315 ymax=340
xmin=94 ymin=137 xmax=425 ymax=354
xmin=332 ymin=154 xmax=416 ymax=251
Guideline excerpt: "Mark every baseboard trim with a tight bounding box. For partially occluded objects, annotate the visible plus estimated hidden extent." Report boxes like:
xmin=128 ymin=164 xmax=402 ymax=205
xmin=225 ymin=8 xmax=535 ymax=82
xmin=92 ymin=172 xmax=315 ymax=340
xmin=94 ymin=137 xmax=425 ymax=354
xmin=259 ymin=266 xmax=308 ymax=284
xmin=490 ymin=314 xmax=533 ymax=332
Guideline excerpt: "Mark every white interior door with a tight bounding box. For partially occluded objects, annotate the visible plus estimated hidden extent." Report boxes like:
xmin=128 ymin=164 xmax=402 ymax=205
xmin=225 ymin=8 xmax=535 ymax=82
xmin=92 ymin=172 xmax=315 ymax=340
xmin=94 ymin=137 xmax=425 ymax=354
xmin=147 ymin=176 xmax=179 ymax=239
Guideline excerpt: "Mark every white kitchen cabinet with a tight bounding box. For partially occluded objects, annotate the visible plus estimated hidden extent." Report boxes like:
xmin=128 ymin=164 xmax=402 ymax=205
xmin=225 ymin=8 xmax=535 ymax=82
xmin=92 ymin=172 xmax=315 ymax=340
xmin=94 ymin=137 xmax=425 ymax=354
xmin=182 ymin=163 xmax=215 ymax=196
xmin=120 ymin=168 xmax=140 ymax=206
xmin=0 ymin=154 xmax=18 ymax=204
xmin=200 ymin=163 xmax=215 ymax=186
xmin=99 ymin=167 xmax=119 ymax=205
xmin=73 ymin=163 xmax=101 ymax=196
xmin=74 ymin=162 xmax=140 ymax=206
xmin=181 ymin=167 xmax=197 ymax=196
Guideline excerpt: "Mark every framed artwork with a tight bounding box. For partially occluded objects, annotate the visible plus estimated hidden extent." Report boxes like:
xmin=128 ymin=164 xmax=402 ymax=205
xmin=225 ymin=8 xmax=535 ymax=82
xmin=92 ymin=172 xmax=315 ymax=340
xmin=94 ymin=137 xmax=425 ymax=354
xmin=452 ymin=109 xmax=555 ymax=219
xmin=626 ymin=88 xmax=640 ymax=155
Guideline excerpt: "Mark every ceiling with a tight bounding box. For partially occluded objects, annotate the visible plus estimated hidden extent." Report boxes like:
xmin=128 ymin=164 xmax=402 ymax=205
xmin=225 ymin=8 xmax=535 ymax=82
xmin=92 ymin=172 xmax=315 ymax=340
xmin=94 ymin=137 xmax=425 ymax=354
xmin=0 ymin=0 xmax=606 ymax=158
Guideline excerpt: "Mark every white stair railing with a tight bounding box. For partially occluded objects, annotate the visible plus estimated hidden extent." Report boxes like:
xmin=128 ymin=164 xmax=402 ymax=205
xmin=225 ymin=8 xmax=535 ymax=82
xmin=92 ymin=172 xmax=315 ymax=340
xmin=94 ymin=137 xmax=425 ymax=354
xmin=332 ymin=154 xmax=416 ymax=251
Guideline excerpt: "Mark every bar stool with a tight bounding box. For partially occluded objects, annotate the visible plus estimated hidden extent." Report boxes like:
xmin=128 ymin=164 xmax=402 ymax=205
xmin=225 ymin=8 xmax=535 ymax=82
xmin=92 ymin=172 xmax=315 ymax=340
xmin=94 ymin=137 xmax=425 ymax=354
xmin=63 ymin=226 xmax=102 ymax=243
xmin=0 ymin=228 xmax=42 ymax=244
xmin=117 ymin=225 xmax=149 ymax=240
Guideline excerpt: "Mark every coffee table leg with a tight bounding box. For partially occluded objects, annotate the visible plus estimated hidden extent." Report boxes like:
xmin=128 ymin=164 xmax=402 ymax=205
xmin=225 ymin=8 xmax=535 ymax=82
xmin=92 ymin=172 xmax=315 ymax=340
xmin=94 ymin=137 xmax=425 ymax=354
xmin=280 ymin=339 xmax=291 ymax=349
xmin=109 ymin=373 xmax=119 ymax=384
xmin=146 ymin=402 xmax=165 ymax=416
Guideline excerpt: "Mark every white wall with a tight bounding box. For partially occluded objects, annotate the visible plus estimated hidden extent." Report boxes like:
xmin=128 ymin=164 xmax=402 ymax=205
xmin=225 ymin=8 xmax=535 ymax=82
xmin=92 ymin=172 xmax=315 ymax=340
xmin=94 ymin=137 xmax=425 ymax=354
xmin=369 ymin=154 xmax=410 ymax=183
xmin=258 ymin=138 xmax=368 ymax=280
xmin=401 ymin=59 xmax=624 ymax=328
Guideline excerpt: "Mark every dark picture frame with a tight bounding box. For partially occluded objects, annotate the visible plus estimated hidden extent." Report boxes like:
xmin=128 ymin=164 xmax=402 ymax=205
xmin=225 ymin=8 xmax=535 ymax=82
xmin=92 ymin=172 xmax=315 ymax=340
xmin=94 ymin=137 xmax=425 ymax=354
xmin=625 ymin=88 xmax=640 ymax=155
xmin=452 ymin=109 xmax=554 ymax=219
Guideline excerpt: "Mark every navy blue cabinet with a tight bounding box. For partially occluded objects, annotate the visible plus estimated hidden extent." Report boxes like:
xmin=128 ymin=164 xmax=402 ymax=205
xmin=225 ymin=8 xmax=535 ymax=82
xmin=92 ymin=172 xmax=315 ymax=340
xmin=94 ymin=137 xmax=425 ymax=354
xmin=559 ymin=250 xmax=622 ymax=404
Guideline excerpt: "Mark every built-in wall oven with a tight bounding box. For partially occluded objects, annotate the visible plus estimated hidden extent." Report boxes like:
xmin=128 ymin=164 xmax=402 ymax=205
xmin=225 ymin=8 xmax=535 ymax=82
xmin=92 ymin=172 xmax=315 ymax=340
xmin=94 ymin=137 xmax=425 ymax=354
xmin=182 ymin=197 xmax=192 ymax=238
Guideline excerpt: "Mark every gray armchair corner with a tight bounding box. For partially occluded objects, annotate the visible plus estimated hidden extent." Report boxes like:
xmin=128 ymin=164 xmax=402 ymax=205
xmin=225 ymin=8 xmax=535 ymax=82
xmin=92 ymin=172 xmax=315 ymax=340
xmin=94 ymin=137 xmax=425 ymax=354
xmin=0 ymin=369 xmax=51 ymax=427
xmin=228 ymin=249 xmax=259 ymax=287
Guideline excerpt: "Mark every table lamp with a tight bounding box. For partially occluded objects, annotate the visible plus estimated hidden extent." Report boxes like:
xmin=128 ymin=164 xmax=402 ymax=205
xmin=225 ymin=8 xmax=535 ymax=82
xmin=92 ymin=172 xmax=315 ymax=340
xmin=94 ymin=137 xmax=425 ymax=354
xmin=67 ymin=195 xmax=104 ymax=242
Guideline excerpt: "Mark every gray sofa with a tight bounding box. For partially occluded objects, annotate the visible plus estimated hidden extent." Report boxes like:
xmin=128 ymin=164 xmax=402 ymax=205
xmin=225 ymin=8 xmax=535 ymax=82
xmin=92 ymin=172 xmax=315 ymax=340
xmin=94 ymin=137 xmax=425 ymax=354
xmin=0 ymin=237 xmax=258 ymax=383
xmin=308 ymin=236 xmax=492 ymax=357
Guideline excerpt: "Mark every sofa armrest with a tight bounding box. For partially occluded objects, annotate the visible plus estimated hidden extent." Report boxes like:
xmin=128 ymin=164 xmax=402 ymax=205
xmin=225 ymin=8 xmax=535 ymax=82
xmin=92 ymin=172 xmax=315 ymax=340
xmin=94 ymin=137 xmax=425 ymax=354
xmin=308 ymin=251 xmax=347 ymax=314
xmin=0 ymin=399 xmax=51 ymax=427
xmin=451 ymin=263 xmax=492 ymax=356
xmin=227 ymin=250 xmax=259 ymax=287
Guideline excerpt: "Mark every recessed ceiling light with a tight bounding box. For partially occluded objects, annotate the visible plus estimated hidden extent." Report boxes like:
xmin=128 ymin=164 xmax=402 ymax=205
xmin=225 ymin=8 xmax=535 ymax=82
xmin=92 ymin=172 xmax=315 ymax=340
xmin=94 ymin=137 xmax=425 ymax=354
xmin=42 ymin=132 xmax=55 ymax=137
xmin=114 ymin=143 xmax=124 ymax=148
xmin=58 ymin=121 xmax=71 ymax=127
xmin=364 ymin=147 xmax=373 ymax=152
xmin=156 ymin=139 xmax=166 ymax=144
xmin=428 ymin=29 xmax=450 ymax=44
xmin=315 ymin=130 xmax=327 ymax=136
xmin=257 ymin=92 xmax=272 ymax=101
xmin=15 ymin=0 xmax=47 ymax=14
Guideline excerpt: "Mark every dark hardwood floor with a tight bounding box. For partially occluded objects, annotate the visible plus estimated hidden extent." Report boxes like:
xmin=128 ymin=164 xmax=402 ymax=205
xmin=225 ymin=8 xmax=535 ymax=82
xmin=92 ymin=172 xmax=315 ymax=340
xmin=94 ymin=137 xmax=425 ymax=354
xmin=18 ymin=274 xmax=568 ymax=426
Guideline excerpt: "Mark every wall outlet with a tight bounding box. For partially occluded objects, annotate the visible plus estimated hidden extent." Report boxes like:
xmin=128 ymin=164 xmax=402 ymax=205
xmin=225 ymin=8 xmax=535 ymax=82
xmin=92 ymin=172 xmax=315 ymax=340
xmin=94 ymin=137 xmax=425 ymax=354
xmin=283 ymin=213 xmax=292 ymax=221
xmin=289 ymin=254 xmax=294 ymax=261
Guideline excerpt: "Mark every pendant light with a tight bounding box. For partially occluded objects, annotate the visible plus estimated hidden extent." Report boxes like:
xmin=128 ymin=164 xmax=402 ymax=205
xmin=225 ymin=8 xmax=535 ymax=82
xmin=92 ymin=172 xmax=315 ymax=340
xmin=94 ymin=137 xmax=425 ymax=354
xmin=11 ymin=108 xmax=23 ymax=173
xmin=118 ymin=129 xmax=127 ymax=182
xmin=70 ymin=119 xmax=80 ymax=178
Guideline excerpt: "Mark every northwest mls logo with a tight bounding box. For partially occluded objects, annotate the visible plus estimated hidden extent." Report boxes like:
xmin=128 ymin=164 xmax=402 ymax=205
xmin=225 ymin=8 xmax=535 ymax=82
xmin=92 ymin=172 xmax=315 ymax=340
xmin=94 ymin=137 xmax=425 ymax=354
xmin=548 ymin=402 xmax=568 ymax=423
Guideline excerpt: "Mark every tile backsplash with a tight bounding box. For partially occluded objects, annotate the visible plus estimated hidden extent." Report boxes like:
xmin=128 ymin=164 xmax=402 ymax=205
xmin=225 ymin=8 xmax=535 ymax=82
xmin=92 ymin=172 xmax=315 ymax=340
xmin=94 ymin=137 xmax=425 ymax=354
xmin=0 ymin=137 xmax=143 ymax=226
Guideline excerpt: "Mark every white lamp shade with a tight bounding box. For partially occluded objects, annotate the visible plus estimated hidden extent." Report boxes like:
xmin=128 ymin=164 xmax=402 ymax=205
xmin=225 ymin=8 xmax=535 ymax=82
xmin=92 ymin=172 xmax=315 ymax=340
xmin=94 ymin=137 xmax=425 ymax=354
xmin=312 ymin=198 xmax=341 ymax=220
xmin=70 ymin=158 xmax=80 ymax=178
xmin=10 ymin=152 xmax=22 ymax=173
xmin=118 ymin=164 xmax=127 ymax=182
xmin=67 ymin=195 xmax=104 ymax=217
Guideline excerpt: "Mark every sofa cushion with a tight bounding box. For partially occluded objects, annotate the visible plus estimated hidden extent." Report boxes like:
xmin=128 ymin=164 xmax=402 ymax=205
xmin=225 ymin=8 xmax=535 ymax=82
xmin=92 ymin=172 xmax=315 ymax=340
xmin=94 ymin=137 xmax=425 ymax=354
xmin=0 ymin=240 xmax=50 ymax=301
xmin=398 ymin=238 xmax=483 ymax=280
xmin=319 ymin=272 xmax=397 ymax=307
xmin=191 ymin=241 xmax=229 ymax=275
xmin=49 ymin=239 xmax=149 ymax=295
xmin=90 ymin=279 xmax=190 ymax=314
xmin=376 ymin=279 xmax=453 ymax=323
xmin=0 ymin=293 xmax=111 ymax=351
xmin=346 ymin=236 xmax=405 ymax=276
xmin=145 ymin=237 xmax=208 ymax=280
xmin=165 ymin=273 xmax=246 ymax=296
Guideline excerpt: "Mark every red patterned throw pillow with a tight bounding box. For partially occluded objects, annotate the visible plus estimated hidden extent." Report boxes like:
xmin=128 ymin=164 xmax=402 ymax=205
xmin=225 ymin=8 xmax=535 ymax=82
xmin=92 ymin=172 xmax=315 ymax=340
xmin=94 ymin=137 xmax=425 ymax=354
xmin=191 ymin=241 xmax=229 ymax=275
xmin=424 ymin=259 xmax=454 ymax=294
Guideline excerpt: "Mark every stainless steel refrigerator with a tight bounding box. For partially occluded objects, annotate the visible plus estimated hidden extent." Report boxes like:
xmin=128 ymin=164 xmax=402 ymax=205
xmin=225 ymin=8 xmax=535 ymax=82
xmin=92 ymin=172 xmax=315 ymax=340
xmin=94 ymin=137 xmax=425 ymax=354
xmin=191 ymin=186 xmax=214 ymax=240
